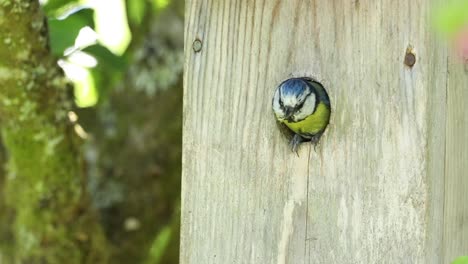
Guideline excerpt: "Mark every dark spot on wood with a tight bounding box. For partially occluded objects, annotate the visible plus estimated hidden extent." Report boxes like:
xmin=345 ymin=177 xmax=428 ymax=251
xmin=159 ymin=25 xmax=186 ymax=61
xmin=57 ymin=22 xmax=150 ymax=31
xmin=193 ymin=39 xmax=203 ymax=53
xmin=404 ymin=46 xmax=416 ymax=67
xmin=354 ymin=0 xmax=360 ymax=9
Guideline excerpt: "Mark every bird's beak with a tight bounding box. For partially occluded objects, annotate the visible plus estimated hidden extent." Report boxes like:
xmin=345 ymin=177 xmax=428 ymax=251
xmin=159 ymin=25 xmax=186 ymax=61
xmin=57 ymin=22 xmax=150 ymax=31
xmin=284 ymin=107 xmax=294 ymax=120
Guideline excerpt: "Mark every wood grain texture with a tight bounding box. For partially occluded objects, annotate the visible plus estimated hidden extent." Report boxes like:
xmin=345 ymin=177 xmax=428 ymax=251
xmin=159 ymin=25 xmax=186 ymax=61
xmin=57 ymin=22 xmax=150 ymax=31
xmin=181 ymin=0 xmax=459 ymax=263
xmin=444 ymin=57 xmax=468 ymax=262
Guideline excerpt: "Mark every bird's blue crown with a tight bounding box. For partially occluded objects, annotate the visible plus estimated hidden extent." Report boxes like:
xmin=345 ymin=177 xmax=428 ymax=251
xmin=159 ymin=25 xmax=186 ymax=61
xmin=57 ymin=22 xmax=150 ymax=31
xmin=280 ymin=79 xmax=308 ymax=97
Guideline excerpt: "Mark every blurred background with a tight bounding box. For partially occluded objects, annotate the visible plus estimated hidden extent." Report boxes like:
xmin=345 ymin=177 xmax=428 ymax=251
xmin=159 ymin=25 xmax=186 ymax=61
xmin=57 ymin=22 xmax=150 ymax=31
xmin=1 ymin=0 xmax=183 ymax=263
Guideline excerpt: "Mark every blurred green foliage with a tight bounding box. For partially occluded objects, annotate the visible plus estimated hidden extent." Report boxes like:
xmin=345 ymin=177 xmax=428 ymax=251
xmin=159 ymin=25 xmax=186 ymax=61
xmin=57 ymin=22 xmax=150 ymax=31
xmin=153 ymin=0 xmax=170 ymax=9
xmin=48 ymin=8 xmax=94 ymax=56
xmin=453 ymin=256 xmax=468 ymax=264
xmin=45 ymin=0 xmax=182 ymax=108
xmin=42 ymin=0 xmax=80 ymax=15
xmin=434 ymin=0 xmax=468 ymax=35
xmin=127 ymin=0 xmax=146 ymax=25
xmin=145 ymin=225 xmax=172 ymax=264
xmin=45 ymin=0 xmax=130 ymax=106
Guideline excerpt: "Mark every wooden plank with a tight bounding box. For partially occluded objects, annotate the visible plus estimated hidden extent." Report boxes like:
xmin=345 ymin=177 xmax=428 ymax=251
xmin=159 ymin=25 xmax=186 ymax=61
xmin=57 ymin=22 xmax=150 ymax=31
xmin=303 ymin=1 xmax=448 ymax=263
xmin=182 ymin=0 xmax=447 ymax=263
xmin=444 ymin=58 xmax=468 ymax=262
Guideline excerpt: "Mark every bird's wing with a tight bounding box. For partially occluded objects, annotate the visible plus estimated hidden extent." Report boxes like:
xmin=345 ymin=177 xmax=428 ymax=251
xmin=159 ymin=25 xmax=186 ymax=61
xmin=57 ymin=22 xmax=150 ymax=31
xmin=304 ymin=78 xmax=330 ymax=106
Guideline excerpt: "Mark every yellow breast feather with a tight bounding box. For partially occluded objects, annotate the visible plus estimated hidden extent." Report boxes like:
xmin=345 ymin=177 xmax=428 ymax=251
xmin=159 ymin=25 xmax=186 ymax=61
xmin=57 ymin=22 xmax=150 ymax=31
xmin=282 ymin=102 xmax=330 ymax=136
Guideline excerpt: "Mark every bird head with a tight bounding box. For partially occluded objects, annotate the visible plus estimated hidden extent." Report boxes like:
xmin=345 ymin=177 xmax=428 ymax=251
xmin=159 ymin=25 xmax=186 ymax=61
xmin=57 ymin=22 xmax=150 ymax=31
xmin=272 ymin=78 xmax=317 ymax=122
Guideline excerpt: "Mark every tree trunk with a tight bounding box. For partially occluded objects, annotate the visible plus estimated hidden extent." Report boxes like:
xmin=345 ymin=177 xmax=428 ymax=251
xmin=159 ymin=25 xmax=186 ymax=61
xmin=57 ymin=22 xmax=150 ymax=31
xmin=0 ymin=1 xmax=109 ymax=263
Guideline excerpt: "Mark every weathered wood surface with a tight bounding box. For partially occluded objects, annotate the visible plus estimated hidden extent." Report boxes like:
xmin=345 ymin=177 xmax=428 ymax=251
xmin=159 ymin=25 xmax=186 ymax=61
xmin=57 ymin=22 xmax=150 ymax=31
xmin=444 ymin=56 xmax=468 ymax=262
xmin=182 ymin=0 xmax=467 ymax=263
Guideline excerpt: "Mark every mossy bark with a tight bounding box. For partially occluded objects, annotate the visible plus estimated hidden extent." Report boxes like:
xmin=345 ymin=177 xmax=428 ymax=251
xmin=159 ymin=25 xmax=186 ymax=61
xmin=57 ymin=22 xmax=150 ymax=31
xmin=0 ymin=138 xmax=14 ymax=263
xmin=0 ymin=1 xmax=109 ymax=263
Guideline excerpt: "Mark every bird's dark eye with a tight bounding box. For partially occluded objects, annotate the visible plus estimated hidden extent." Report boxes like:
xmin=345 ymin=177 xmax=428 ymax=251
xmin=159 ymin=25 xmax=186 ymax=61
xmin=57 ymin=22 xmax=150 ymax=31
xmin=279 ymin=99 xmax=284 ymax=108
xmin=296 ymin=100 xmax=305 ymax=110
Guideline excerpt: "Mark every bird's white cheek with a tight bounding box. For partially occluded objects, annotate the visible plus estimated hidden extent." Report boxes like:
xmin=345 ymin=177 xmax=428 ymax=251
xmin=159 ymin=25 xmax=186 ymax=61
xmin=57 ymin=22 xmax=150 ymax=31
xmin=273 ymin=105 xmax=285 ymax=119
xmin=293 ymin=95 xmax=316 ymax=121
xmin=272 ymin=90 xmax=285 ymax=118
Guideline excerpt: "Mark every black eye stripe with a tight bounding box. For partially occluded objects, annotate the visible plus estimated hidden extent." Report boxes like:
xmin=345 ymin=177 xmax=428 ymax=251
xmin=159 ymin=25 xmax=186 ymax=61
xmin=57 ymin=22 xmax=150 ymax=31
xmin=297 ymin=100 xmax=305 ymax=110
xmin=296 ymin=91 xmax=313 ymax=109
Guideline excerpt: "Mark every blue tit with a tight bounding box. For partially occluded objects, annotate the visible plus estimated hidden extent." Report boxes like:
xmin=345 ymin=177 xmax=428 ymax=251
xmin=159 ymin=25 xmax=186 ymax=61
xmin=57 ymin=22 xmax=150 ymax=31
xmin=272 ymin=77 xmax=331 ymax=153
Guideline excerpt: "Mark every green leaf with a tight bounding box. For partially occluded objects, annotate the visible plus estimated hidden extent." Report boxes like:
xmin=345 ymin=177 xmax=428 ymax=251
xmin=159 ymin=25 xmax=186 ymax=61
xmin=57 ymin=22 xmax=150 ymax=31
xmin=82 ymin=44 xmax=127 ymax=71
xmin=82 ymin=44 xmax=127 ymax=101
xmin=48 ymin=8 xmax=95 ymax=56
xmin=74 ymin=67 xmax=98 ymax=108
xmin=93 ymin=0 xmax=132 ymax=55
xmin=127 ymin=0 xmax=146 ymax=25
xmin=452 ymin=256 xmax=468 ymax=264
xmin=42 ymin=0 xmax=80 ymax=15
xmin=145 ymin=226 xmax=172 ymax=264
xmin=153 ymin=0 xmax=170 ymax=10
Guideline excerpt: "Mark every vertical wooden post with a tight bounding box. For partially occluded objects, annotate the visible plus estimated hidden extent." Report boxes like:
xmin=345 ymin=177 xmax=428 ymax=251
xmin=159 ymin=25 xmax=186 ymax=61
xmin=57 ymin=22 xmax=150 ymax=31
xmin=182 ymin=1 xmax=468 ymax=263
xmin=444 ymin=57 xmax=468 ymax=261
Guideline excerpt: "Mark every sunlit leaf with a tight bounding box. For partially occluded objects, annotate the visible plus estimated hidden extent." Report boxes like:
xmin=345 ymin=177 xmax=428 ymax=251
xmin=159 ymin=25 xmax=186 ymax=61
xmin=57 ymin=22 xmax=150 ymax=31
xmin=74 ymin=68 xmax=98 ymax=107
xmin=59 ymin=58 xmax=98 ymax=107
xmin=93 ymin=0 xmax=132 ymax=55
xmin=42 ymin=0 xmax=80 ymax=15
xmin=127 ymin=0 xmax=146 ymax=25
xmin=145 ymin=226 xmax=172 ymax=264
xmin=153 ymin=0 xmax=170 ymax=10
xmin=82 ymin=44 xmax=126 ymax=100
xmin=48 ymin=8 xmax=95 ymax=56
xmin=73 ymin=26 xmax=99 ymax=50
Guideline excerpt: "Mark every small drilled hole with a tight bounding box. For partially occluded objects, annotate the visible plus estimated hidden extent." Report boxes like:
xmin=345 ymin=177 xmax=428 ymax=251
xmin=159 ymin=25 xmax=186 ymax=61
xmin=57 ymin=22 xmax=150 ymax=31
xmin=404 ymin=46 xmax=416 ymax=67
xmin=192 ymin=39 xmax=203 ymax=53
